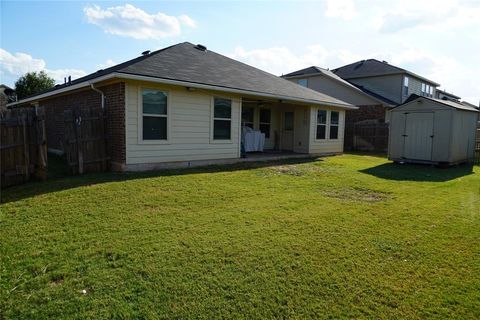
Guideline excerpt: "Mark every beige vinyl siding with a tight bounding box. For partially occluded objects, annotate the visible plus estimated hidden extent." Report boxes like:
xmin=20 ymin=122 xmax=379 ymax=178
xmin=295 ymin=75 xmax=379 ymax=106
xmin=308 ymin=106 xmax=345 ymax=154
xmin=293 ymin=106 xmax=310 ymax=153
xmin=125 ymin=81 xmax=240 ymax=165
xmin=349 ymin=74 xmax=403 ymax=104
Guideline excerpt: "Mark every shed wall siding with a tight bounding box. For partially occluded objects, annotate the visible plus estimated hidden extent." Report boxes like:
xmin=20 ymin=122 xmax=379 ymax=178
xmin=125 ymin=81 xmax=241 ymax=165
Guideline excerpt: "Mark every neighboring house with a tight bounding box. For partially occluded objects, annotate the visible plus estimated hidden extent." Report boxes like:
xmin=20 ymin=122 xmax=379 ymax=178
xmin=333 ymin=59 xmax=441 ymax=105
xmin=8 ymin=42 xmax=355 ymax=171
xmin=435 ymin=89 xmax=461 ymax=101
xmin=0 ymin=85 xmax=16 ymax=111
xmin=282 ymin=66 xmax=395 ymax=150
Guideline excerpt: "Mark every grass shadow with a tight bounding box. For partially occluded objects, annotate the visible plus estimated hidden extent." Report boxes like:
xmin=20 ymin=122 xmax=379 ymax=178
xmin=1 ymin=156 xmax=321 ymax=204
xmin=360 ymin=162 xmax=475 ymax=182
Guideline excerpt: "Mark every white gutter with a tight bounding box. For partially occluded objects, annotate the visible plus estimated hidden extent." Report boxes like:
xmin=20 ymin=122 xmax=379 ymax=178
xmin=7 ymin=73 xmax=115 ymax=107
xmin=90 ymin=83 xmax=105 ymax=109
xmin=8 ymin=72 xmax=357 ymax=110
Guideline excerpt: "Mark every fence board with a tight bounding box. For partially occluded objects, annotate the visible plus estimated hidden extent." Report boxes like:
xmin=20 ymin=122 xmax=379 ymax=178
xmin=351 ymin=121 xmax=389 ymax=152
xmin=0 ymin=107 xmax=47 ymax=188
xmin=64 ymin=106 xmax=109 ymax=174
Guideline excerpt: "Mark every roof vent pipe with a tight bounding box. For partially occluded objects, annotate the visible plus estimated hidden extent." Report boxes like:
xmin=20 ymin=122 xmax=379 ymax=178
xmin=68 ymin=76 xmax=71 ymax=85
xmin=194 ymin=44 xmax=207 ymax=51
xmin=141 ymin=50 xmax=151 ymax=56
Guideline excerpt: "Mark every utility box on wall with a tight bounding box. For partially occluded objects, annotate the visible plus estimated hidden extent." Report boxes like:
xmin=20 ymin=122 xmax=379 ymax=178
xmin=388 ymin=95 xmax=479 ymax=165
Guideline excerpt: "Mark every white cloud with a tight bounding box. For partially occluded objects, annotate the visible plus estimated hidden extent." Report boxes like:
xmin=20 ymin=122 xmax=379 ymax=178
xmin=96 ymin=59 xmax=116 ymax=69
xmin=227 ymin=45 xmax=360 ymax=76
xmin=0 ymin=48 xmax=86 ymax=83
xmin=325 ymin=0 xmax=357 ymax=20
xmin=83 ymin=4 xmax=196 ymax=40
xmin=0 ymin=48 xmax=46 ymax=75
xmin=373 ymin=0 xmax=480 ymax=33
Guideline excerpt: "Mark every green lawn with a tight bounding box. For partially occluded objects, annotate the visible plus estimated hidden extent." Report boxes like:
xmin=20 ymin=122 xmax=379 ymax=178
xmin=1 ymin=154 xmax=479 ymax=319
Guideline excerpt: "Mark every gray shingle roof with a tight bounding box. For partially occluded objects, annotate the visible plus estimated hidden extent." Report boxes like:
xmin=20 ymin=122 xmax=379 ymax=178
xmin=402 ymin=94 xmax=479 ymax=112
xmin=17 ymin=42 xmax=352 ymax=108
xmin=333 ymin=59 xmax=440 ymax=86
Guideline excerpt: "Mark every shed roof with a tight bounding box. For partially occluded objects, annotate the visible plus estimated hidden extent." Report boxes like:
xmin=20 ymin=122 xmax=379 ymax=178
xmin=10 ymin=42 xmax=354 ymax=109
xmin=398 ymin=94 xmax=479 ymax=112
xmin=333 ymin=59 xmax=440 ymax=86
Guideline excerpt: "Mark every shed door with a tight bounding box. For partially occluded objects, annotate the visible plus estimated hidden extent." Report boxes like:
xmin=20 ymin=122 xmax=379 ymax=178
xmin=403 ymin=112 xmax=434 ymax=161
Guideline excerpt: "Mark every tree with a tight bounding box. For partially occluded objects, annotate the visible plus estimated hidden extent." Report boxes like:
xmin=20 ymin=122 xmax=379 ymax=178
xmin=14 ymin=71 xmax=55 ymax=99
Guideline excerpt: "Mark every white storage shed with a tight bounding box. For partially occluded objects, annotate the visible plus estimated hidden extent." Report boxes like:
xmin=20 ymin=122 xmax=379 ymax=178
xmin=388 ymin=95 xmax=479 ymax=165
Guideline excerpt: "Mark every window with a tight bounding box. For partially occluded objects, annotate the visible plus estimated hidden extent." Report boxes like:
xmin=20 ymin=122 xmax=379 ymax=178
xmin=330 ymin=111 xmax=339 ymax=140
xmin=142 ymin=88 xmax=168 ymax=140
xmin=316 ymin=109 xmax=340 ymax=140
xmin=213 ymin=98 xmax=232 ymax=140
xmin=241 ymin=107 xmax=254 ymax=128
xmin=259 ymin=109 xmax=271 ymax=138
xmin=297 ymin=79 xmax=308 ymax=87
xmin=316 ymin=110 xmax=327 ymax=140
xmin=403 ymin=76 xmax=409 ymax=97
xmin=422 ymin=83 xmax=433 ymax=97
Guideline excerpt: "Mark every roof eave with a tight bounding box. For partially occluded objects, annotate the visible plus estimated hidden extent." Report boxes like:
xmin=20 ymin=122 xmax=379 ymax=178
xmin=8 ymin=72 xmax=356 ymax=110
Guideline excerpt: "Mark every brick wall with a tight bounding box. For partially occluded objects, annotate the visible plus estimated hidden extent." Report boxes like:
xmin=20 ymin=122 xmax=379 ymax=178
xmin=42 ymin=82 xmax=125 ymax=164
xmin=344 ymin=104 xmax=387 ymax=150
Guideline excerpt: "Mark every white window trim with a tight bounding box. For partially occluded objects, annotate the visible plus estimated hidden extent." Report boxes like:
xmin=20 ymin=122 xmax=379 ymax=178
xmin=258 ymin=107 xmax=272 ymax=139
xmin=210 ymin=96 xmax=233 ymax=144
xmin=315 ymin=108 xmax=328 ymax=141
xmin=137 ymin=87 xmax=171 ymax=145
xmin=329 ymin=111 xmax=340 ymax=140
xmin=315 ymin=108 xmax=341 ymax=141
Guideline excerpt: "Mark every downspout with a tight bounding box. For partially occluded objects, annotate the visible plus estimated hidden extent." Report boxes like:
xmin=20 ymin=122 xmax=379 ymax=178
xmin=90 ymin=83 xmax=105 ymax=109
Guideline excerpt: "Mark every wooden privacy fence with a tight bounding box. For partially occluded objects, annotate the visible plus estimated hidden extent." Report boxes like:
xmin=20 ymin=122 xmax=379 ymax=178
xmin=351 ymin=121 xmax=389 ymax=152
xmin=64 ymin=106 xmax=109 ymax=174
xmin=0 ymin=107 xmax=47 ymax=188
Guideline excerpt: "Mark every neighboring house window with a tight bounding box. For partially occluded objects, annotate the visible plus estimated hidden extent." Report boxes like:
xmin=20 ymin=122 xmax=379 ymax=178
xmin=316 ymin=110 xmax=327 ymax=139
xmin=422 ymin=83 xmax=433 ymax=97
xmin=242 ymin=106 xmax=254 ymax=128
xmin=403 ymin=76 xmax=409 ymax=97
xmin=259 ymin=109 xmax=271 ymax=138
xmin=213 ymin=98 xmax=232 ymax=140
xmin=297 ymin=79 xmax=308 ymax=87
xmin=142 ymin=88 xmax=168 ymax=140
xmin=330 ymin=111 xmax=339 ymax=140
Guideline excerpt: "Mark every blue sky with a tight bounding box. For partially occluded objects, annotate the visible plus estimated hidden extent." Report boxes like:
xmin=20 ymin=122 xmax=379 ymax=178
xmin=1 ymin=0 xmax=479 ymax=103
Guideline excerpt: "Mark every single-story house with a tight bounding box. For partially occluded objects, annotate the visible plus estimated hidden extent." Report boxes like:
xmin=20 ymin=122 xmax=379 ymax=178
xmin=8 ymin=42 xmax=355 ymax=171
xmin=389 ymin=94 xmax=479 ymax=165
xmin=282 ymin=66 xmax=395 ymax=150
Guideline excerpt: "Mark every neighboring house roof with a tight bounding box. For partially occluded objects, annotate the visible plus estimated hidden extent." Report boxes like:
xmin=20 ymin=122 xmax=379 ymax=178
xmin=436 ymin=89 xmax=461 ymax=100
xmin=9 ymin=42 xmax=354 ymax=109
xmin=0 ymin=84 xmax=13 ymax=91
xmin=282 ymin=66 xmax=394 ymax=107
xmin=333 ymin=59 xmax=441 ymax=86
xmin=400 ymin=94 xmax=479 ymax=112
xmin=349 ymin=84 xmax=398 ymax=106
